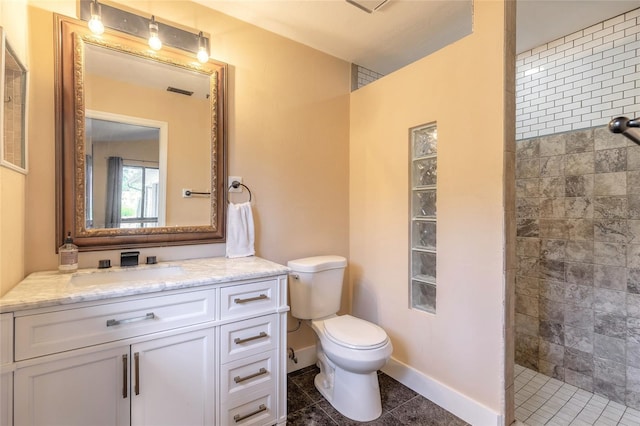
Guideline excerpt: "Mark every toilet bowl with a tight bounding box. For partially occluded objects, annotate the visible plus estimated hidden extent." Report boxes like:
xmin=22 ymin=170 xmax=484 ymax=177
xmin=312 ymin=315 xmax=392 ymax=373
xmin=311 ymin=315 xmax=393 ymax=421
xmin=287 ymin=256 xmax=393 ymax=422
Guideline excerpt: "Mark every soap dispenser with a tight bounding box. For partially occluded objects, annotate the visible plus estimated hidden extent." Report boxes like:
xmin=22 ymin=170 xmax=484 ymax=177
xmin=58 ymin=232 xmax=78 ymax=273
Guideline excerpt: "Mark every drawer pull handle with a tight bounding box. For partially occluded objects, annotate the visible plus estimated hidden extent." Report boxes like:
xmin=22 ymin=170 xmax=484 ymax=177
xmin=122 ymin=354 xmax=128 ymax=399
xmin=106 ymin=312 xmax=155 ymax=327
xmin=234 ymin=294 xmax=268 ymax=304
xmin=234 ymin=404 xmax=267 ymax=422
xmin=134 ymin=352 xmax=140 ymax=395
xmin=234 ymin=367 xmax=268 ymax=383
xmin=234 ymin=331 xmax=268 ymax=345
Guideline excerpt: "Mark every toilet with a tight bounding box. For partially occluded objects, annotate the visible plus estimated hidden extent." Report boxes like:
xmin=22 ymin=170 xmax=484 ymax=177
xmin=287 ymin=255 xmax=393 ymax=422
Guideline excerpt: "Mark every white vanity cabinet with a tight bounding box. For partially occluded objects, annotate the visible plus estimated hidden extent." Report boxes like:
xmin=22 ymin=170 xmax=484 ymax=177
xmin=13 ymin=288 xmax=217 ymax=426
xmin=1 ymin=313 xmax=13 ymax=426
xmin=2 ymin=262 xmax=289 ymax=426
xmin=13 ymin=328 xmax=215 ymax=426
xmin=218 ymin=279 xmax=282 ymax=425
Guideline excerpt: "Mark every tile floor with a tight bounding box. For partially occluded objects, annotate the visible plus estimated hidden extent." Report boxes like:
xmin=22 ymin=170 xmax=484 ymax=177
xmin=515 ymin=364 xmax=640 ymax=426
xmin=287 ymin=365 xmax=470 ymax=425
xmin=287 ymin=363 xmax=640 ymax=425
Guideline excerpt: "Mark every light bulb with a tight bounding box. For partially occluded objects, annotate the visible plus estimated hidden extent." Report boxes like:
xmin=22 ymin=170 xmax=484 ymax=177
xmin=148 ymin=34 xmax=162 ymax=50
xmin=88 ymin=1 xmax=104 ymax=35
xmin=197 ymin=32 xmax=209 ymax=63
xmin=148 ymin=16 xmax=162 ymax=51
xmin=197 ymin=48 xmax=209 ymax=63
xmin=88 ymin=16 xmax=104 ymax=35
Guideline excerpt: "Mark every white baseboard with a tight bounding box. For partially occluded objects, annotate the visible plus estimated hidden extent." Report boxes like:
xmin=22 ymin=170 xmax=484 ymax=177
xmin=287 ymin=344 xmax=317 ymax=373
xmin=382 ymin=357 xmax=503 ymax=426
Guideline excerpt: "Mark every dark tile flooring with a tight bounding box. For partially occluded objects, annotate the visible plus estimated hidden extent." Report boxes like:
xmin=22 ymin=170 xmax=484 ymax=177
xmin=287 ymin=365 xmax=470 ymax=425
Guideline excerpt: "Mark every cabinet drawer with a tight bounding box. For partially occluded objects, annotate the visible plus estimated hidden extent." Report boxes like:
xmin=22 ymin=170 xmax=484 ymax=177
xmin=221 ymin=388 xmax=276 ymax=426
xmin=220 ymin=280 xmax=277 ymax=320
xmin=220 ymin=350 xmax=276 ymax=403
xmin=220 ymin=314 xmax=277 ymax=363
xmin=15 ymin=289 xmax=215 ymax=360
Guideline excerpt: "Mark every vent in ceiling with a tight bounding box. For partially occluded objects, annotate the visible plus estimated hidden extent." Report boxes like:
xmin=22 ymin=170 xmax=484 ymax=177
xmin=345 ymin=0 xmax=391 ymax=14
xmin=166 ymin=86 xmax=194 ymax=96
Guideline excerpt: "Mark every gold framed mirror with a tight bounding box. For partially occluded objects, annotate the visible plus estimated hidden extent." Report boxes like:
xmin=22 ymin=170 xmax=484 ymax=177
xmin=55 ymin=15 xmax=227 ymax=250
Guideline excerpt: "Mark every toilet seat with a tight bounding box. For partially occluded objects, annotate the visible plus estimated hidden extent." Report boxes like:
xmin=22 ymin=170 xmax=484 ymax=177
xmin=323 ymin=315 xmax=388 ymax=350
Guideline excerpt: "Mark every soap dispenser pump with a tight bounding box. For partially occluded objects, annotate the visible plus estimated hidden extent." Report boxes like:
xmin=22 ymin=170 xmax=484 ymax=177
xmin=58 ymin=232 xmax=78 ymax=273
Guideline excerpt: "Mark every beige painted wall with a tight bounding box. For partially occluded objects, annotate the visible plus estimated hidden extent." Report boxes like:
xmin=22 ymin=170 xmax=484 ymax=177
xmin=20 ymin=1 xmax=350 ymax=349
xmin=349 ymin=0 xmax=512 ymax=414
xmin=0 ymin=170 xmax=26 ymax=296
xmin=0 ymin=0 xmax=28 ymax=296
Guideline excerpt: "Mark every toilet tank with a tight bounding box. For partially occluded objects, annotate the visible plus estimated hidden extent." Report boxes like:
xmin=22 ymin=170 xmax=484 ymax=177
xmin=287 ymin=255 xmax=347 ymax=320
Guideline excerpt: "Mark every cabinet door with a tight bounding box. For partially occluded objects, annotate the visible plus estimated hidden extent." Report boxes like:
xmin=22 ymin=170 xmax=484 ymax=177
xmin=1 ymin=313 xmax=13 ymax=426
xmin=0 ymin=371 xmax=12 ymax=426
xmin=14 ymin=346 xmax=130 ymax=426
xmin=131 ymin=328 xmax=214 ymax=426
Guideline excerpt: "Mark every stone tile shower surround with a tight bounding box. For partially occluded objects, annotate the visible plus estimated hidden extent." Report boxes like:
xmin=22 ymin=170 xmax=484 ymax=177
xmin=515 ymin=126 xmax=640 ymax=410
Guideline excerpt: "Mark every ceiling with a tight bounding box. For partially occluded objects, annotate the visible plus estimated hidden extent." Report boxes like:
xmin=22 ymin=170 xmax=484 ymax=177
xmin=87 ymin=118 xmax=160 ymax=143
xmin=194 ymin=0 xmax=639 ymax=76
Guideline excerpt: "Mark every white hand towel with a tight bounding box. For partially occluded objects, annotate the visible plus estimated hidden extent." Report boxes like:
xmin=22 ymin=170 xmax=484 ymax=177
xmin=226 ymin=202 xmax=255 ymax=258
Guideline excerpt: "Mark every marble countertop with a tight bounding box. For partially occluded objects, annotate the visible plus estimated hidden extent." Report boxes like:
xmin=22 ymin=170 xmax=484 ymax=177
xmin=0 ymin=257 xmax=290 ymax=313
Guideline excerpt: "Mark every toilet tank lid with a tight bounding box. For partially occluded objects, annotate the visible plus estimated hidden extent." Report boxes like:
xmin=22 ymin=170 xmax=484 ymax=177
xmin=287 ymin=255 xmax=347 ymax=272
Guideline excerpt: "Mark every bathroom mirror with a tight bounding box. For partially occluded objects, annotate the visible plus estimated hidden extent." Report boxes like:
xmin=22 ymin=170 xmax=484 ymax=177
xmin=55 ymin=16 xmax=227 ymax=250
xmin=1 ymin=27 xmax=29 ymax=174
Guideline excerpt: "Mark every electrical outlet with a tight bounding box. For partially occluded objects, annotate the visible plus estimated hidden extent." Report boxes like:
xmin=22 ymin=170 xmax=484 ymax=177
xmin=229 ymin=176 xmax=242 ymax=193
xmin=182 ymin=188 xmax=192 ymax=198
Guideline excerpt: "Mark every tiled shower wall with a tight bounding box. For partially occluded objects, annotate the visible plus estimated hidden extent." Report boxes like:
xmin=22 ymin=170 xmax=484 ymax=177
xmin=516 ymin=8 xmax=640 ymax=140
xmin=515 ymin=7 xmax=640 ymax=410
xmin=515 ymin=127 xmax=640 ymax=409
xmin=350 ymin=64 xmax=384 ymax=91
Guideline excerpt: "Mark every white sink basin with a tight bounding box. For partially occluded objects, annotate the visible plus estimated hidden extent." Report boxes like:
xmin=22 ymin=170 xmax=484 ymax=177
xmin=70 ymin=265 xmax=184 ymax=286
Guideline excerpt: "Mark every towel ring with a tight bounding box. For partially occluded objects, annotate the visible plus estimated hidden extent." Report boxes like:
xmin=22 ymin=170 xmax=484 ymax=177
xmin=228 ymin=181 xmax=252 ymax=203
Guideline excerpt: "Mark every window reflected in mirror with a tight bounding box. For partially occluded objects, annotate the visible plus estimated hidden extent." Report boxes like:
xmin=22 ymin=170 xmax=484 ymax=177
xmin=121 ymin=164 xmax=160 ymax=228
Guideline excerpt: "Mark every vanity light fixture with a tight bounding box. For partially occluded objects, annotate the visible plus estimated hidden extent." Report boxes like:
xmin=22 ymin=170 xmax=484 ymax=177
xmin=87 ymin=0 xmax=104 ymax=35
xmin=197 ymin=31 xmax=209 ymax=63
xmin=79 ymin=0 xmax=211 ymax=63
xmin=148 ymin=16 xmax=162 ymax=51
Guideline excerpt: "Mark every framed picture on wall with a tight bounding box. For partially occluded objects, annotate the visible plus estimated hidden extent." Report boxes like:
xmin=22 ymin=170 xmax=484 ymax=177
xmin=0 ymin=27 xmax=28 ymax=174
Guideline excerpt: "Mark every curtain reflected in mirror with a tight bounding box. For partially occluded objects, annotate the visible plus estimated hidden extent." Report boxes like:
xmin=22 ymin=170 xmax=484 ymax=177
xmin=105 ymin=156 xmax=123 ymax=228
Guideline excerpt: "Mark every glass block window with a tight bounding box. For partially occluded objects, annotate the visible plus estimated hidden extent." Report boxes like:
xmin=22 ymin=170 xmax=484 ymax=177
xmin=410 ymin=123 xmax=437 ymax=313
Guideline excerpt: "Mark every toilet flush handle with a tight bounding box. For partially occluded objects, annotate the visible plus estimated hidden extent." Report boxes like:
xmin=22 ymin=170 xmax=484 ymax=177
xmin=291 ymin=274 xmax=299 ymax=280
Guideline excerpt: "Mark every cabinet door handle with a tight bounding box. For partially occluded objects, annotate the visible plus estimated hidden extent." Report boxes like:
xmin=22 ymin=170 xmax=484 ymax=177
xmin=234 ymin=331 xmax=268 ymax=345
xmin=234 ymin=367 xmax=268 ymax=383
xmin=106 ymin=312 xmax=155 ymax=327
xmin=134 ymin=352 xmax=140 ymax=395
xmin=122 ymin=354 xmax=128 ymax=399
xmin=234 ymin=294 xmax=267 ymax=304
xmin=233 ymin=404 xmax=267 ymax=422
